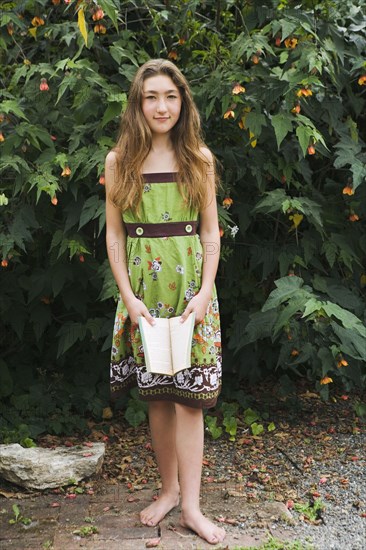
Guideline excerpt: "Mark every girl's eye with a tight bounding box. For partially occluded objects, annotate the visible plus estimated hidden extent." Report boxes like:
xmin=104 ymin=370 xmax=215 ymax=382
xmin=146 ymin=95 xmax=156 ymax=100
xmin=168 ymin=95 xmax=177 ymax=99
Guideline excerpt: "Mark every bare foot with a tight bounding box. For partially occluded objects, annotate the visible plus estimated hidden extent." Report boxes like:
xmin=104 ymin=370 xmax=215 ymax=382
xmin=140 ymin=492 xmax=180 ymax=526
xmin=180 ymin=509 xmax=226 ymax=545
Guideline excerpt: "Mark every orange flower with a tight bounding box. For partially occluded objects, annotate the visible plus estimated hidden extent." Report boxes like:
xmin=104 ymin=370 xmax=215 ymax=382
xmin=251 ymin=54 xmax=259 ymax=64
xmin=40 ymin=78 xmax=49 ymax=91
xmin=222 ymin=197 xmax=233 ymax=209
xmin=358 ymin=75 xmax=366 ymax=86
xmin=0 ymin=132 xmax=5 ymax=142
xmin=223 ymin=110 xmax=235 ymax=119
xmin=342 ymin=185 xmax=354 ymax=196
xmin=296 ymin=88 xmax=313 ymax=98
xmin=320 ymin=376 xmax=333 ymax=385
xmin=7 ymin=23 xmax=14 ymax=35
xmin=168 ymin=50 xmax=178 ymax=60
xmin=307 ymin=145 xmax=316 ymax=155
xmin=219 ymin=227 xmax=224 ymax=237
xmin=1 ymin=259 xmax=8 ymax=267
xmin=99 ymin=174 xmax=105 ymax=185
xmin=349 ymin=213 xmax=359 ymax=222
xmin=52 ymin=0 xmax=61 ymax=4
xmin=291 ymin=104 xmax=301 ymax=114
xmin=337 ymin=358 xmax=348 ymax=368
xmin=31 ymin=17 xmax=45 ymax=26
xmin=50 ymin=135 xmax=57 ymax=141
xmin=79 ymin=254 xmax=85 ymax=263
xmin=51 ymin=196 xmax=58 ymax=205
xmin=284 ymin=37 xmax=298 ymax=49
xmin=275 ymin=36 xmax=281 ymax=47
xmin=178 ymin=37 xmax=186 ymax=45
xmin=232 ymin=84 xmax=246 ymax=95
xmin=61 ymin=166 xmax=71 ymax=177
xmin=92 ymin=8 xmax=104 ymax=21
xmin=291 ymin=349 xmax=299 ymax=357
xmin=94 ymin=24 xmax=107 ymax=34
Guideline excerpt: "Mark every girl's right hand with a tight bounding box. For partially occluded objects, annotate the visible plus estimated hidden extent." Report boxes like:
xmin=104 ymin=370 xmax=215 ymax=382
xmin=126 ymin=297 xmax=156 ymax=327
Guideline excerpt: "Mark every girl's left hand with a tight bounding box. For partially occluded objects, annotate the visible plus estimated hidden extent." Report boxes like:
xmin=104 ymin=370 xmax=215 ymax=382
xmin=180 ymin=290 xmax=211 ymax=325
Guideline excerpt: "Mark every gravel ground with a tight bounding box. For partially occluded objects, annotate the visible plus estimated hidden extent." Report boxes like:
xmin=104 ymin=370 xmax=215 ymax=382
xmin=280 ymin=433 xmax=366 ymax=550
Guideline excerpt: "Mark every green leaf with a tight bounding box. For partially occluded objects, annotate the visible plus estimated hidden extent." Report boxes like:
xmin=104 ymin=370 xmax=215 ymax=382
xmin=262 ymin=276 xmax=304 ymax=312
xmin=223 ymin=415 xmax=237 ymax=441
xmin=99 ymin=0 xmax=119 ymax=32
xmin=0 ymin=100 xmax=29 ymax=121
xmin=302 ymin=298 xmax=321 ymax=318
xmin=205 ymin=416 xmax=223 ymax=439
xmin=124 ymin=406 xmax=146 ymax=428
xmin=280 ymin=19 xmax=298 ymax=41
xmin=56 ymin=322 xmax=87 ymax=358
xmin=267 ymin=422 xmax=276 ymax=432
xmin=243 ymin=408 xmax=260 ymax=426
xmin=322 ymin=241 xmax=337 ymax=268
xmin=322 ymin=302 xmax=366 ymax=336
xmin=331 ymin=322 xmax=366 ymax=361
xmin=254 ymin=188 xmax=287 ymax=215
xmin=78 ymin=196 xmax=104 ymax=230
xmin=251 ymin=422 xmax=264 ymax=436
xmin=245 ymin=111 xmax=266 ymax=138
xmin=296 ymin=125 xmax=312 ymax=157
xmin=271 ymin=113 xmax=293 ymax=149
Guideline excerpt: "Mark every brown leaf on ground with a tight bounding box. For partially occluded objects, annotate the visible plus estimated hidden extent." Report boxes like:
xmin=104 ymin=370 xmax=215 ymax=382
xmin=145 ymin=537 xmax=161 ymax=547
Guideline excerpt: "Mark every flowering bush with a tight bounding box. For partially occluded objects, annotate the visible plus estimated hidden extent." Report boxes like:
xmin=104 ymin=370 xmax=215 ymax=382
xmin=0 ymin=0 xmax=365 ymax=436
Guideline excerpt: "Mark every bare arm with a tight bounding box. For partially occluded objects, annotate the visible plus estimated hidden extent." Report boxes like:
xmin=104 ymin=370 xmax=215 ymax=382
xmin=197 ymin=148 xmax=221 ymax=299
xmin=105 ymin=151 xmax=155 ymax=325
xmin=180 ymin=148 xmax=220 ymax=324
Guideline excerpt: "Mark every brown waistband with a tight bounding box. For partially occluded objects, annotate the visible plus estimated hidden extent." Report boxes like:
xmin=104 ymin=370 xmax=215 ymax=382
xmin=124 ymin=221 xmax=198 ymax=238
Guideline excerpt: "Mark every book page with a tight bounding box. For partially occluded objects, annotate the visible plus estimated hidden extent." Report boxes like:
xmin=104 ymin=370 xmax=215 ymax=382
xmin=138 ymin=317 xmax=173 ymax=375
xmin=169 ymin=312 xmax=195 ymax=374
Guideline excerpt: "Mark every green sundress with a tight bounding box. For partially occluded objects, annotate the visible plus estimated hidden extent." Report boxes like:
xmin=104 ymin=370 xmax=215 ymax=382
xmin=109 ymin=172 xmax=222 ymax=409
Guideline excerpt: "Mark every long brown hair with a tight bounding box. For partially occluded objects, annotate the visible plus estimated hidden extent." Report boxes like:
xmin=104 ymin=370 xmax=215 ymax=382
xmin=109 ymin=59 xmax=218 ymax=216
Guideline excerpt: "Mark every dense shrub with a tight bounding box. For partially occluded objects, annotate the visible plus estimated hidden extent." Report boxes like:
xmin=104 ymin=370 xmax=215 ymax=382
xmin=0 ymin=0 xmax=365 ymax=438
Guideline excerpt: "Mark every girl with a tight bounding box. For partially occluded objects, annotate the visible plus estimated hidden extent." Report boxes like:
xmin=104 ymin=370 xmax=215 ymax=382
xmin=105 ymin=59 xmax=225 ymax=545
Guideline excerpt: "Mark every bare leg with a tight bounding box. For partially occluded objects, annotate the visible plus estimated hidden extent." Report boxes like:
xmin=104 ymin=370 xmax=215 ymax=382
xmin=176 ymin=404 xmax=225 ymax=545
xmin=140 ymin=401 xmax=180 ymax=526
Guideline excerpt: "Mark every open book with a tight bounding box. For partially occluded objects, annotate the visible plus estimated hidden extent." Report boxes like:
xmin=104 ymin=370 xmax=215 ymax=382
xmin=138 ymin=312 xmax=196 ymax=376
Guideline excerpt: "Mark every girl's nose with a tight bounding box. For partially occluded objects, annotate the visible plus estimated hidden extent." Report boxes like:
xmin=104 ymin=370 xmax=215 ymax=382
xmin=156 ymin=99 xmax=168 ymax=113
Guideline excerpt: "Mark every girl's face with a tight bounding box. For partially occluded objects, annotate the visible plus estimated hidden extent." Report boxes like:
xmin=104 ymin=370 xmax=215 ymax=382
xmin=141 ymin=74 xmax=182 ymax=136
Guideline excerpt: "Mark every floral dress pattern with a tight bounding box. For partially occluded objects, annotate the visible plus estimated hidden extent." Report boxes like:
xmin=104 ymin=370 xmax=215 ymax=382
xmin=110 ymin=173 xmax=222 ymax=409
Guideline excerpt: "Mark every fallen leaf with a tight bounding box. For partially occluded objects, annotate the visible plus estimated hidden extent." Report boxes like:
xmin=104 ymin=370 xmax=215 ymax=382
xmin=145 ymin=537 xmax=161 ymax=547
xmin=224 ymin=518 xmax=238 ymax=525
xmin=127 ymin=496 xmax=140 ymax=502
xmin=0 ymin=490 xmax=16 ymax=498
xmin=83 ymin=442 xmax=94 ymax=447
xmin=50 ymin=502 xmax=60 ymax=508
xmin=83 ymin=452 xmax=94 ymax=457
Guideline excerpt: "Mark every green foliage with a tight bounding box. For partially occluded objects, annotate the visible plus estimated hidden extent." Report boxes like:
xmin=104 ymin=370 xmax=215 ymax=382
xmin=294 ymin=498 xmax=325 ymax=523
xmin=233 ymin=535 xmax=314 ymax=550
xmin=205 ymin=402 xmax=275 ymax=440
xmin=124 ymin=388 xmax=148 ymax=427
xmin=8 ymin=504 xmax=31 ymax=526
xmin=0 ymin=0 xmax=365 ymax=439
